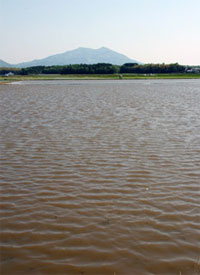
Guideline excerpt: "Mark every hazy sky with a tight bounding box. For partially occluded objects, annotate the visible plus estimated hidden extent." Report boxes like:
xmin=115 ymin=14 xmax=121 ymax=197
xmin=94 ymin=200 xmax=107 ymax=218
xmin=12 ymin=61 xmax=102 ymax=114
xmin=1 ymin=0 xmax=200 ymax=65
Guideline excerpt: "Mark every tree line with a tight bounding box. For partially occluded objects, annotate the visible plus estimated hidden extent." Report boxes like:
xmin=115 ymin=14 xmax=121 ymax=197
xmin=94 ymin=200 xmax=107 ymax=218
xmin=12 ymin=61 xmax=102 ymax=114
xmin=0 ymin=63 xmax=190 ymax=75
xmin=120 ymin=63 xmax=186 ymax=73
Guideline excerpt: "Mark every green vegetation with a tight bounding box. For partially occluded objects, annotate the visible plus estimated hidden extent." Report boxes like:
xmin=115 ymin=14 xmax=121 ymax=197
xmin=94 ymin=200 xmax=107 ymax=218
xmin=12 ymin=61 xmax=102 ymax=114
xmin=1 ymin=73 xmax=200 ymax=84
xmin=0 ymin=63 xmax=200 ymax=83
xmin=120 ymin=63 xmax=186 ymax=73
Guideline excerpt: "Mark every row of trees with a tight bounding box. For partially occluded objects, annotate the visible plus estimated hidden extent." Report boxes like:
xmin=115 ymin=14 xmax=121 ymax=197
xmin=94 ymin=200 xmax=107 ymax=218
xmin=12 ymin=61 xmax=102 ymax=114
xmin=20 ymin=63 xmax=119 ymax=75
xmin=120 ymin=63 xmax=185 ymax=73
xmin=0 ymin=63 xmax=188 ymax=75
xmin=0 ymin=67 xmax=21 ymax=75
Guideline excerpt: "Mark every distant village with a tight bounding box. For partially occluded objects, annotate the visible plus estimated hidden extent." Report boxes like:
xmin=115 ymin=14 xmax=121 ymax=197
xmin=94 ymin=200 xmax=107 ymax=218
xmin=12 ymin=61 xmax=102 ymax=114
xmin=185 ymin=66 xmax=200 ymax=73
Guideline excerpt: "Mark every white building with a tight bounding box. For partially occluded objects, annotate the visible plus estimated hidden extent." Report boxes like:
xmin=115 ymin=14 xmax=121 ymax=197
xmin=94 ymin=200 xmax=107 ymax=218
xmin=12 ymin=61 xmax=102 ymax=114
xmin=5 ymin=72 xmax=14 ymax=76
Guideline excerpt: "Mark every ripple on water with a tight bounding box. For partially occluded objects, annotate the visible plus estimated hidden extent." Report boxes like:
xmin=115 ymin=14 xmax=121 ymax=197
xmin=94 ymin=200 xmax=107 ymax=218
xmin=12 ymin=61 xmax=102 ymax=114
xmin=0 ymin=80 xmax=200 ymax=274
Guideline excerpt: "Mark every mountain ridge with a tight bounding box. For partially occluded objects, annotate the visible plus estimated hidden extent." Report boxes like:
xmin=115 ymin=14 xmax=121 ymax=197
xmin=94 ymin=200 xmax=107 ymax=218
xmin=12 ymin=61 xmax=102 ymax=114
xmin=0 ymin=59 xmax=13 ymax=68
xmin=0 ymin=47 xmax=140 ymax=68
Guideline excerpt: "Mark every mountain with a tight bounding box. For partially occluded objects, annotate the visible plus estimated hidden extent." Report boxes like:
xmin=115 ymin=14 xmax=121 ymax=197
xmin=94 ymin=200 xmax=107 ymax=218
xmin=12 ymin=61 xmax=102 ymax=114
xmin=0 ymin=59 xmax=13 ymax=67
xmin=0 ymin=47 xmax=140 ymax=68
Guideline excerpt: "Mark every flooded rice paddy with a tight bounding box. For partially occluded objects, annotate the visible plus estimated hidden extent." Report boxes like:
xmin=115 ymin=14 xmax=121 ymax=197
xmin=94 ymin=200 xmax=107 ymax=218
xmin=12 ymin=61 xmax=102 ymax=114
xmin=0 ymin=80 xmax=200 ymax=275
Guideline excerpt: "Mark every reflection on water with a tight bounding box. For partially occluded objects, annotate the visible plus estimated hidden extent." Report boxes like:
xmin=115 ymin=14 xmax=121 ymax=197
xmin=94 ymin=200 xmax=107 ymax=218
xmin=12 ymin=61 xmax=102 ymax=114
xmin=0 ymin=80 xmax=200 ymax=275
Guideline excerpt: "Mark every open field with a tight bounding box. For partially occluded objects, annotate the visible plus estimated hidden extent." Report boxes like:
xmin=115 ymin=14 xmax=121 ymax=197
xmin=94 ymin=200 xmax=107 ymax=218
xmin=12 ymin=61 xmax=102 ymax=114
xmin=1 ymin=73 xmax=200 ymax=83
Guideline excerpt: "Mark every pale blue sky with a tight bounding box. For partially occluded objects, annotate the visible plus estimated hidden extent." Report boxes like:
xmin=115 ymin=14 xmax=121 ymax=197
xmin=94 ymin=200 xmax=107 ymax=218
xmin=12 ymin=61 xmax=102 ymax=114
xmin=1 ymin=0 xmax=200 ymax=65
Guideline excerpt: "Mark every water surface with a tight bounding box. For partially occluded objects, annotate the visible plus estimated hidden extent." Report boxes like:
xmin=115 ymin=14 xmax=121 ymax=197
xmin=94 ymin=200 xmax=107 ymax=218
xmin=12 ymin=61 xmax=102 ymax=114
xmin=0 ymin=80 xmax=200 ymax=274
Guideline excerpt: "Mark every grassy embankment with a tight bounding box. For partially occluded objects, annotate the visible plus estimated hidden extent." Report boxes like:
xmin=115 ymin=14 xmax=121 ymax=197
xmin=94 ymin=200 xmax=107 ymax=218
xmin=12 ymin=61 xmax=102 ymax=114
xmin=0 ymin=73 xmax=200 ymax=84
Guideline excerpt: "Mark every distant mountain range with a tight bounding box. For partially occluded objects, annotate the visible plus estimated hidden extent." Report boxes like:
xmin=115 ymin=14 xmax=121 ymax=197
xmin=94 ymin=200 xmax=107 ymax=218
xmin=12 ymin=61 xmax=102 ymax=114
xmin=0 ymin=47 xmax=140 ymax=68
xmin=0 ymin=59 xmax=13 ymax=68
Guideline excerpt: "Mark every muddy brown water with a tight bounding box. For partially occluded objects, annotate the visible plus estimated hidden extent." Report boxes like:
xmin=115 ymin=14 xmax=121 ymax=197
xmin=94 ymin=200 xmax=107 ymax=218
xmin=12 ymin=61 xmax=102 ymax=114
xmin=0 ymin=80 xmax=200 ymax=275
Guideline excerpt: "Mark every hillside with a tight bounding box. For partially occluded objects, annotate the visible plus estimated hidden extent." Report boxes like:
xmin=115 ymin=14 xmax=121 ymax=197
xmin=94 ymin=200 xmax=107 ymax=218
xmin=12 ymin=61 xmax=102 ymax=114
xmin=0 ymin=47 xmax=140 ymax=68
